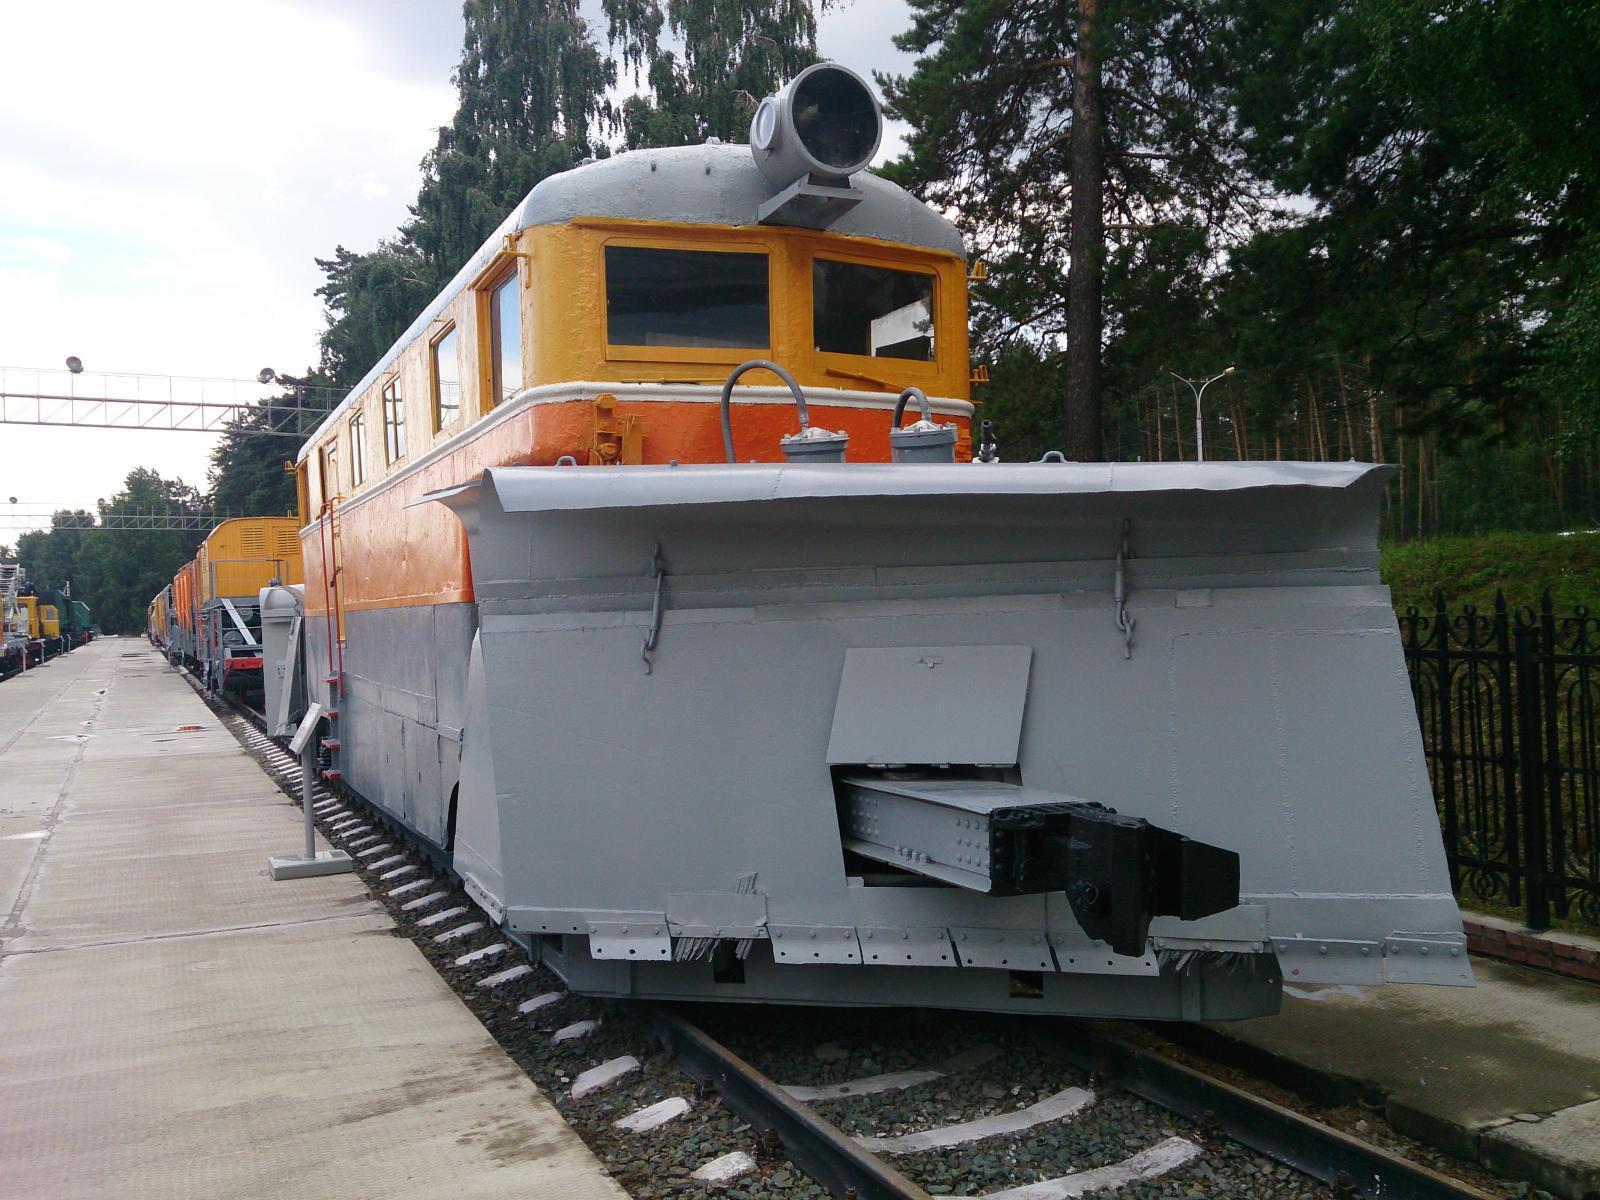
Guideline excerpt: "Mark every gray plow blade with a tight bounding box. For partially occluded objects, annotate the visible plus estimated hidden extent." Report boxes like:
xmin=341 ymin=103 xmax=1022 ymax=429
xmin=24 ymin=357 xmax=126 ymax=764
xmin=431 ymin=461 xmax=1470 ymax=1020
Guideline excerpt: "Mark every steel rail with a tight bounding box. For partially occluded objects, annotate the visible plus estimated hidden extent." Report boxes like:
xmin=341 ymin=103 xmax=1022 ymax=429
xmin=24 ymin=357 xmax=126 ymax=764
xmin=629 ymin=1003 xmax=930 ymax=1200
xmin=1034 ymin=1025 xmax=1497 ymax=1200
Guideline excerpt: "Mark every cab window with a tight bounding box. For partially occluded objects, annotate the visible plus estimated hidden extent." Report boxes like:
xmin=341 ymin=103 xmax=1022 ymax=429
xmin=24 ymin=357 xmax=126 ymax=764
xmin=320 ymin=442 xmax=338 ymax=505
xmin=348 ymin=411 xmax=368 ymax=487
xmin=382 ymin=379 xmax=405 ymax=464
xmin=813 ymin=258 xmax=935 ymax=361
xmin=488 ymin=269 xmax=521 ymax=406
xmin=605 ymin=246 xmax=769 ymax=348
xmin=432 ymin=325 xmax=460 ymax=429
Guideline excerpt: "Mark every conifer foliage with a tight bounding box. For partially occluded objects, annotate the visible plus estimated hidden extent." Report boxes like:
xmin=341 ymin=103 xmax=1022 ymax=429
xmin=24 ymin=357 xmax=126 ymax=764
xmin=883 ymin=0 xmax=1261 ymax=460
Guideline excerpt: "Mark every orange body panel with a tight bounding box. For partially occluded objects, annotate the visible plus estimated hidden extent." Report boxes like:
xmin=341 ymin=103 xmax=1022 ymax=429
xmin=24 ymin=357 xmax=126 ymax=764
xmin=298 ymin=216 xmax=975 ymax=621
xmin=302 ymin=392 xmax=970 ymax=617
xmin=173 ymin=562 xmax=198 ymax=631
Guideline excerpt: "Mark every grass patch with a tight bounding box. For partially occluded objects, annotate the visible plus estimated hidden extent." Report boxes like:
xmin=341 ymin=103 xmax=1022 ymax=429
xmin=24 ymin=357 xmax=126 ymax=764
xmin=1381 ymin=532 xmax=1600 ymax=614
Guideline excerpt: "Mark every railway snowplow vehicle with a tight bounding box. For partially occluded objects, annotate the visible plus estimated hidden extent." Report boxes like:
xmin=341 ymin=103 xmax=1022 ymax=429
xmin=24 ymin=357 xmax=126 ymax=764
xmin=268 ymin=64 xmax=1467 ymax=1019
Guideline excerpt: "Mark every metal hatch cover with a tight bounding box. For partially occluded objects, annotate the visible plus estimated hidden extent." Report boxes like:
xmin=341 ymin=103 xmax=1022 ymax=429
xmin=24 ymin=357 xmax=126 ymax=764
xmin=826 ymin=645 xmax=1032 ymax=766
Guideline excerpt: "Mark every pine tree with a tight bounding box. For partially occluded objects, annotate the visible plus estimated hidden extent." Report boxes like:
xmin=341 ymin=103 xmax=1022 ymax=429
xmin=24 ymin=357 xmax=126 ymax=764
xmin=209 ymin=373 xmax=334 ymax=517
xmin=315 ymin=244 xmax=434 ymax=393
xmin=602 ymin=0 xmax=825 ymax=148
xmin=883 ymin=0 xmax=1264 ymax=460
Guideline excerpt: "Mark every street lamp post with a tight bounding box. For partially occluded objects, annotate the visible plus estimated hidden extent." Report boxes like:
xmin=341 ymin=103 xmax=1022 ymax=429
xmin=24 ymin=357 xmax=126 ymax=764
xmin=1170 ymin=366 xmax=1236 ymax=462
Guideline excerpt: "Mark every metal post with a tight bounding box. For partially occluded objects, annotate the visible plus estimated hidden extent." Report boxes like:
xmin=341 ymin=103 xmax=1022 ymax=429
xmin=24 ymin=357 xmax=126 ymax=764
xmin=1514 ymin=620 xmax=1551 ymax=929
xmin=268 ymin=700 xmax=353 ymax=880
xmin=301 ymin=736 xmax=316 ymax=861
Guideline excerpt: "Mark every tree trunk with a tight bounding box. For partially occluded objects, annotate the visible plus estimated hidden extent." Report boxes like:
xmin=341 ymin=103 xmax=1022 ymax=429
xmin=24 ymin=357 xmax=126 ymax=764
xmin=1064 ymin=0 xmax=1104 ymax=461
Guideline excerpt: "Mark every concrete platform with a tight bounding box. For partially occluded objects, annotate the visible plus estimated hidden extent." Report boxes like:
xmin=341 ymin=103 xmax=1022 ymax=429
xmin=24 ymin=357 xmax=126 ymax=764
xmin=1201 ymin=956 xmax=1600 ymax=1198
xmin=0 ymin=639 xmax=626 ymax=1200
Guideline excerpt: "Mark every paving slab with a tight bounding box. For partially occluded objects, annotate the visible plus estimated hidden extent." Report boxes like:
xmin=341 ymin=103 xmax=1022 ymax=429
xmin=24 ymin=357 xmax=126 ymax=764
xmin=1203 ymin=957 xmax=1600 ymax=1197
xmin=1482 ymin=1099 xmax=1600 ymax=1200
xmin=0 ymin=639 xmax=626 ymax=1200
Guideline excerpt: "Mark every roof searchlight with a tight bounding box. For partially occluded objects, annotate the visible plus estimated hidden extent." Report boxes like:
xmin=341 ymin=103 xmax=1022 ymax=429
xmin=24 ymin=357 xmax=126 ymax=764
xmin=750 ymin=62 xmax=882 ymax=229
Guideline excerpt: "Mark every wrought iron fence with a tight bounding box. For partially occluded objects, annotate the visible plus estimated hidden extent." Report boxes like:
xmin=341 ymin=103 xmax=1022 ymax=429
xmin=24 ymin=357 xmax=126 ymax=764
xmin=1401 ymin=594 xmax=1600 ymax=930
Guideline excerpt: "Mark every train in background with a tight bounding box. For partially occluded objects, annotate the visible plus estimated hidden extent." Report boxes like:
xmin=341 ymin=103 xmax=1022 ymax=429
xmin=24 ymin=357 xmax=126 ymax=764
xmin=2 ymin=562 xmax=95 ymax=679
xmin=147 ymin=518 xmax=302 ymax=706
xmin=158 ymin=64 xmax=1470 ymax=1020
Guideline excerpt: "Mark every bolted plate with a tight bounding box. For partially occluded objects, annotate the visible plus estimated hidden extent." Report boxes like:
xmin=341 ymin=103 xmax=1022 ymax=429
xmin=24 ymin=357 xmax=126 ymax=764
xmin=950 ymin=927 xmax=1054 ymax=972
xmin=1271 ymin=937 xmax=1385 ymax=985
xmin=769 ymin=925 xmax=862 ymax=965
xmin=588 ymin=920 xmax=672 ymax=962
xmin=1048 ymin=929 xmax=1160 ymax=976
xmin=1385 ymin=934 xmax=1473 ymax=986
xmin=857 ymin=926 xmax=957 ymax=968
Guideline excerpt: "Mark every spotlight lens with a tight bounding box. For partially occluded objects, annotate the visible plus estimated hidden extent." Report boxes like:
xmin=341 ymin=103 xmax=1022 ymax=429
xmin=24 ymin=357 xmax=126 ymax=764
xmin=792 ymin=66 xmax=879 ymax=172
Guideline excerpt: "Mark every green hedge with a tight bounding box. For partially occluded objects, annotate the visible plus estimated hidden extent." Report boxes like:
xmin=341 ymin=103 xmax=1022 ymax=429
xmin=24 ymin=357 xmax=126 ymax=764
xmin=1381 ymin=533 xmax=1600 ymax=614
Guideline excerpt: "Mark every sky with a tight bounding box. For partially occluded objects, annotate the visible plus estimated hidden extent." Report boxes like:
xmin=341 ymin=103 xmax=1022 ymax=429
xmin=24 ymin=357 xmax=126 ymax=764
xmin=0 ymin=0 xmax=915 ymax=538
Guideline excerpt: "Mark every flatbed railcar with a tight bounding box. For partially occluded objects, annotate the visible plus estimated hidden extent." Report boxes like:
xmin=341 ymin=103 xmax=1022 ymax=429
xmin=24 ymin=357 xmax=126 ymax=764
xmin=179 ymin=64 xmax=1470 ymax=1019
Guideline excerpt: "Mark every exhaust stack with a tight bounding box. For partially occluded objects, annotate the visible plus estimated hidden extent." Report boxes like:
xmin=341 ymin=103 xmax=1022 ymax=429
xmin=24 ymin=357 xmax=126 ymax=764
xmin=750 ymin=62 xmax=883 ymax=228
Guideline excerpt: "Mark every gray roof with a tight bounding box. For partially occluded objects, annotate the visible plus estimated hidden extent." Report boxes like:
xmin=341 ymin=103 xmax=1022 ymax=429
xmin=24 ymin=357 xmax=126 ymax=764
xmin=513 ymin=142 xmax=965 ymax=257
xmin=300 ymin=144 xmax=964 ymax=457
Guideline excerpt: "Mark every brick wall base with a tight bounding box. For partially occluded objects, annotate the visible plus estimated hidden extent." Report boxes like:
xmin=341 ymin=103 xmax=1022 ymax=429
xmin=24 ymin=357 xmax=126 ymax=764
xmin=1462 ymin=912 xmax=1600 ymax=984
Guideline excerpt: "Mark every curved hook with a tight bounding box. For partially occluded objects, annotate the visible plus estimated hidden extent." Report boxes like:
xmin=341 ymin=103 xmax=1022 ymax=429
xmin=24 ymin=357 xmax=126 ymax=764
xmin=1038 ymin=450 xmax=1067 ymax=463
xmin=892 ymin=386 xmax=933 ymax=429
xmin=555 ymin=454 xmax=578 ymax=467
xmin=720 ymin=359 xmax=808 ymax=464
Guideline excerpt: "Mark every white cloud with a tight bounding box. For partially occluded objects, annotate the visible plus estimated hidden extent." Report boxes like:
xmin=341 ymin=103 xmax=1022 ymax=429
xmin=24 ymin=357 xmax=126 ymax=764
xmin=0 ymin=0 xmax=457 ymax=516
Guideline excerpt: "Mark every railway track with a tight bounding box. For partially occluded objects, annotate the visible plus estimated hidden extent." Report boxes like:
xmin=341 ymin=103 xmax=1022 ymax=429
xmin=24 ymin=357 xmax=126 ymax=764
xmin=182 ymin=659 xmax=1508 ymax=1200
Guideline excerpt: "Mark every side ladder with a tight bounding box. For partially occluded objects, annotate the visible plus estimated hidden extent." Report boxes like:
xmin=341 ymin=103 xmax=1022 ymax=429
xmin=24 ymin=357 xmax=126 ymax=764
xmin=317 ymin=501 xmax=346 ymax=784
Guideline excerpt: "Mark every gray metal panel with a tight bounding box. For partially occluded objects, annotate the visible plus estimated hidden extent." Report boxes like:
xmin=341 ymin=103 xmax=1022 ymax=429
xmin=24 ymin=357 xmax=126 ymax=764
xmin=515 ymin=144 xmax=963 ymax=252
xmin=666 ymin=892 xmax=768 ymax=939
xmin=1384 ymin=933 xmax=1473 ymax=985
xmin=857 ymin=926 xmax=957 ymax=968
xmin=951 ymin=927 xmax=1054 ymax=971
xmin=439 ymin=455 xmax=1467 ymax=1013
xmin=452 ymin=633 xmax=503 ymax=915
xmin=449 ymin=459 xmax=1389 ymax=516
xmin=827 ymin=645 xmax=1031 ymax=766
xmin=336 ymin=603 xmax=474 ymax=848
xmin=589 ymin=920 xmax=672 ymax=962
xmin=770 ymin=925 xmax=862 ymax=965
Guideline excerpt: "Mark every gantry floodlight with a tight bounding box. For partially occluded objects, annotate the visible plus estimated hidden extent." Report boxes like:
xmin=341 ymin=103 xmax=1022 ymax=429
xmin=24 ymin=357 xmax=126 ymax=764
xmin=257 ymin=367 xmax=277 ymax=384
xmin=65 ymin=356 xmax=83 ymax=374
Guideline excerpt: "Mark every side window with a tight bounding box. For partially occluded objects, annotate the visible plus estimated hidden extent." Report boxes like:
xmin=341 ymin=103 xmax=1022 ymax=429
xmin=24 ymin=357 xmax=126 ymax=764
xmin=320 ymin=441 xmax=338 ymax=505
xmin=605 ymin=246 xmax=769 ymax=348
xmin=488 ymin=268 xmax=521 ymax=406
xmin=813 ymin=258 xmax=936 ymax=361
xmin=348 ymin=411 xmax=367 ymax=487
xmin=431 ymin=325 xmax=460 ymax=430
xmin=382 ymin=379 xmax=405 ymax=464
